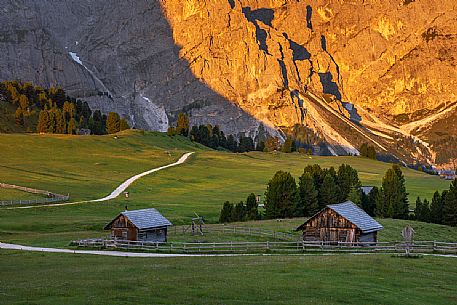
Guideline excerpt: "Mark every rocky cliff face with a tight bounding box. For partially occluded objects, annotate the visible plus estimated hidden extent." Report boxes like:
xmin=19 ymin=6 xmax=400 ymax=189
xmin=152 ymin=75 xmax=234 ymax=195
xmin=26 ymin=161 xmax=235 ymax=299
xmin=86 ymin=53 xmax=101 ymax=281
xmin=1 ymin=0 xmax=456 ymax=165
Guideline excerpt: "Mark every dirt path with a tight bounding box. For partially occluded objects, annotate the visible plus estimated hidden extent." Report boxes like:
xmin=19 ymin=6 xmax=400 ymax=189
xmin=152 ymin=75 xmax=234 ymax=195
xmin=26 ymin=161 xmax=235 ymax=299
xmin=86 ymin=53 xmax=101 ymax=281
xmin=5 ymin=152 xmax=194 ymax=210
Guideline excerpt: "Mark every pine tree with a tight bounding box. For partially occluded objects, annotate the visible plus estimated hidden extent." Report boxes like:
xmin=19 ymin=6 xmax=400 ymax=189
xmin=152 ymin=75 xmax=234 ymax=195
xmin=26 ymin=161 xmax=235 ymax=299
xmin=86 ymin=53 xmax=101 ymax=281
xmin=119 ymin=118 xmax=130 ymax=131
xmin=264 ymin=171 xmax=299 ymax=219
xmin=264 ymin=136 xmax=281 ymax=152
xmin=256 ymin=140 xmax=265 ymax=152
xmin=227 ymin=134 xmax=238 ymax=152
xmin=67 ymin=118 xmax=76 ymax=135
xmin=232 ymin=201 xmax=246 ymax=222
xmin=414 ymin=197 xmax=423 ymax=221
xmin=348 ymin=187 xmax=362 ymax=207
xmin=444 ymin=179 xmax=457 ymax=226
xmin=219 ymin=201 xmax=234 ymax=223
xmin=167 ymin=127 xmax=176 ymax=137
xmin=55 ymin=109 xmax=65 ymax=134
xmin=430 ymin=191 xmax=444 ymax=224
xmin=106 ymin=112 xmax=121 ymax=134
xmin=190 ymin=125 xmax=199 ymax=142
xmin=361 ymin=186 xmax=379 ymax=216
xmin=198 ymin=125 xmax=210 ymax=146
xmin=176 ymin=112 xmax=189 ymax=136
xmin=281 ymin=137 xmax=295 ymax=153
xmin=36 ymin=110 xmax=50 ymax=133
xmin=15 ymin=107 xmax=24 ymax=126
xmin=379 ymin=165 xmax=409 ymax=219
xmin=18 ymin=94 xmax=29 ymax=111
xmin=319 ymin=173 xmax=339 ymax=207
xmin=337 ymin=164 xmax=361 ymax=202
xmin=245 ymin=193 xmax=259 ymax=220
xmin=297 ymin=172 xmax=319 ymax=216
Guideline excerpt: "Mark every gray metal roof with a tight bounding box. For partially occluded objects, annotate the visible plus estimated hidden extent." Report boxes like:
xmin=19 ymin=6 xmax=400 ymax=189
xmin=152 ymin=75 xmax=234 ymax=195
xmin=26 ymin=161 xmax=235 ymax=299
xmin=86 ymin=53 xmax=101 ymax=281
xmin=327 ymin=201 xmax=383 ymax=233
xmin=121 ymin=208 xmax=172 ymax=229
xmin=360 ymin=186 xmax=374 ymax=195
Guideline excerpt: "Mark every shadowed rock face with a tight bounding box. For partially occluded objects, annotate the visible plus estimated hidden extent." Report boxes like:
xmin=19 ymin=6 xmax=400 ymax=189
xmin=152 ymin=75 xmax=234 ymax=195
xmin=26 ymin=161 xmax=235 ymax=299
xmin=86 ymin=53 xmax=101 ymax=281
xmin=1 ymin=0 xmax=457 ymax=164
xmin=0 ymin=0 xmax=265 ymax=137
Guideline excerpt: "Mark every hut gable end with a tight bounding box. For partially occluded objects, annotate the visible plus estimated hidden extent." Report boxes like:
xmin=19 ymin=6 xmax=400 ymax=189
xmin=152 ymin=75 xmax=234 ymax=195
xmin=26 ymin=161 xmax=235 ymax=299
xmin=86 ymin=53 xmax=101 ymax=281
xmin=296 ymin=201 xmax=383 ymax=243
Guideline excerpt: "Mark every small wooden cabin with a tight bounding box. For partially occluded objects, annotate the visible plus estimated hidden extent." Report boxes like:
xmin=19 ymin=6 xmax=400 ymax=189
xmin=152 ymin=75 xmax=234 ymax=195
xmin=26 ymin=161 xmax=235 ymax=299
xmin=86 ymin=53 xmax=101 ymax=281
xmin=104 ymin=208 xmax=172 ymax=242
xmin=296 ymin=201 xmax=383 ymax=243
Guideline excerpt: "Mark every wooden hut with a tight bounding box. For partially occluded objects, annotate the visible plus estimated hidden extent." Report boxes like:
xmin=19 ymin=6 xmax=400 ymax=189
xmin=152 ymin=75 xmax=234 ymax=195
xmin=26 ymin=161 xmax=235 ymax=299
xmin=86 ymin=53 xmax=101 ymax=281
xmin=104 ymin=208 xmax=172 ymax=242
xmin=296 ymin=201 xmax=383 ymax=243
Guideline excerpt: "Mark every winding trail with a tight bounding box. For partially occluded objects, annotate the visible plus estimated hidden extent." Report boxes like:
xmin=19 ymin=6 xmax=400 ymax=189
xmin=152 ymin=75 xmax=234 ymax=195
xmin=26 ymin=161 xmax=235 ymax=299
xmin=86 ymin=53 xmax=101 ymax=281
xmin=5 ymin=152 xmax=194 ymax=210
xmin=1 ymin=241 xmax=456 ymax=258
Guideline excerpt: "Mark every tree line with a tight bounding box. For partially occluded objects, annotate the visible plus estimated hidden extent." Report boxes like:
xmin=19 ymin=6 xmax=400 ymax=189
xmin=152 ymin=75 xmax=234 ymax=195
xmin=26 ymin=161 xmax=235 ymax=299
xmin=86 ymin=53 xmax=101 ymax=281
xmin=414 ymin=179 xmax=457 ymax=226
xmin=0 ymin=80 xmax=129 ymax=135
xmin=219 ymin=193 xmax=260 ymax=223
xmin=219 ymin=162 xmax=455 ymax=224
xmin=168 ymin=112 xmax=315 ymax=153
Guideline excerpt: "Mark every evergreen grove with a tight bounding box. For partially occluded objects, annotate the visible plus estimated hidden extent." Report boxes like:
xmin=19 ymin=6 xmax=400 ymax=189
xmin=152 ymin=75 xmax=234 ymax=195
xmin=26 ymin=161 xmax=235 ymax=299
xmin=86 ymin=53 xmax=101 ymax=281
xmin=167 ymin=112 xmax=315 ymax=154
xmin=0 ymin=80 xmax=129 ymax=135
xmin=219 ymin=163 xmax=457 ymax=227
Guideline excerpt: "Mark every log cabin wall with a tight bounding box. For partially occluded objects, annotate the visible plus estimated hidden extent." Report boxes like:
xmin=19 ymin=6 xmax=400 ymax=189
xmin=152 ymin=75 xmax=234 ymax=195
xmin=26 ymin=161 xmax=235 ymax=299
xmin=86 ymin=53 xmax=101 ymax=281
xmin=109 ymin=215 xmax=138 ymax=241
xmin=303 ymin=208 xmax=360 ymax=242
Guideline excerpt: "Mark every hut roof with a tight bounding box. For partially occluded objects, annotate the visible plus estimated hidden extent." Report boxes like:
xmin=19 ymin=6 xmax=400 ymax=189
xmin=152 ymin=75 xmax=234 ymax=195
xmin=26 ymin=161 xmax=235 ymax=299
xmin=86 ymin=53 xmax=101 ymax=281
xmin=104 ymin=208 xmax=172 ymax=230
xmin=297 ymin=201 xmax=383 ymax=233
xmin=360 ymin=186 xmax=374 ymax=195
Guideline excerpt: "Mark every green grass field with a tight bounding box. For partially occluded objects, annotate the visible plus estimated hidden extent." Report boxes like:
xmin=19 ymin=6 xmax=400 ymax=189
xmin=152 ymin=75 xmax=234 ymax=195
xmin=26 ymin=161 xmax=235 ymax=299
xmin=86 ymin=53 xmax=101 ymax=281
xmin=0 ymin=188 xmax=47 ymax=200
xmin=1 ymin=251 xmax=456 ymax=305
xmin=1 ymin=131 xmax=456 ymax=305
xmin=0 ymin=131 xmax=452 ymax=247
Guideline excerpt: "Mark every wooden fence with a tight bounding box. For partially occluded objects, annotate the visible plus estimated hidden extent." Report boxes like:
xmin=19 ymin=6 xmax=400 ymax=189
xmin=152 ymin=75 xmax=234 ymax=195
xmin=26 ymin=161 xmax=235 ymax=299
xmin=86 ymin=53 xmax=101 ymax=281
xmin=71 ymin=239 xmax=457 ymax=255
xmin=169 ymin=224 xmax=299 ymax=241
xmin=0 ymin=183 xmax=69 ymax=206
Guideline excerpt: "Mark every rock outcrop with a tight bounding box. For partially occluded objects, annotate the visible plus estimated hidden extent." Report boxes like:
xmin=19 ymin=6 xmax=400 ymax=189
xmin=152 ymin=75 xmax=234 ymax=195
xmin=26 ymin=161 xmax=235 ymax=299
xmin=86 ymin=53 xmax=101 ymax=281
xmin=1 ymin=0 xmax=456 ymax=165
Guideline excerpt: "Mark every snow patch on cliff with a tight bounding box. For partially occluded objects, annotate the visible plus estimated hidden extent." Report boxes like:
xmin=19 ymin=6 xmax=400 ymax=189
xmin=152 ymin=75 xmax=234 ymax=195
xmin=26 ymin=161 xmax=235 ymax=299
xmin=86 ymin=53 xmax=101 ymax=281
xmin=68 ymin=52 xmax=113 ymax=97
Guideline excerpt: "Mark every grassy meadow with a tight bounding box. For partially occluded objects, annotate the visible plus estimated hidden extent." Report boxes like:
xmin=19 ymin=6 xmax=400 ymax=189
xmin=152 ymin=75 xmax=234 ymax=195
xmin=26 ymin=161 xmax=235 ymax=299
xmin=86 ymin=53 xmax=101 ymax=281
xmin=0 ymin=131 xmax=453 ymax=247
xmin=1 ymin=251 xmax=456 ymax=305
xmin=1 ymin=131 xmax=457 ymax=305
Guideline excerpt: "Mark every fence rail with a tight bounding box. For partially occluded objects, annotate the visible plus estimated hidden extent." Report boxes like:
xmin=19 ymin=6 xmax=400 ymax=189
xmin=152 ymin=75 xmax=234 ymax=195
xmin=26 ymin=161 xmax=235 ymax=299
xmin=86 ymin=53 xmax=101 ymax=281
xmin=169 ymin=224 xmax=299 ymax=241
xmin=0 ymin=182 xmax=69 ymax=206
xmin=71 ymin=239 xmax=457 ymax=255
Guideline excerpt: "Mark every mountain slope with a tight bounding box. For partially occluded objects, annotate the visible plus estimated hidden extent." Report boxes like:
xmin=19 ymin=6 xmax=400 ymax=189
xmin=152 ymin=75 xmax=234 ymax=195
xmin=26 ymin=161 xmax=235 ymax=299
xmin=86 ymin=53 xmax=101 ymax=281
xmin=1 ymin=0 xmax=456 ymax=165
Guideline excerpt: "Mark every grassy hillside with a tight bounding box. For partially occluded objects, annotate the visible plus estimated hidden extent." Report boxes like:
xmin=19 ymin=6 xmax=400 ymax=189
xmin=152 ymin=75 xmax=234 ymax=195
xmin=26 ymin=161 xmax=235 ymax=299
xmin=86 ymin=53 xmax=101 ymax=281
xmin=0 ymin=131 xmax=452 ymax=247
xmin=0 ymin=130 xmax=207 ymax=200
xmin=1 ymin=251 xmax=456 ymax=305
xmin=0 ymin=188 xmax=47 ymax=200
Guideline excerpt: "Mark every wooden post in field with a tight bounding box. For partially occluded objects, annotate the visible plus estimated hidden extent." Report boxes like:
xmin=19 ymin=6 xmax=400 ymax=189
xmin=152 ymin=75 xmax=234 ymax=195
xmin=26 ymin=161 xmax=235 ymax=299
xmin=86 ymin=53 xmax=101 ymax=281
xmin=402 ymin=225 xmax=415 ymax=255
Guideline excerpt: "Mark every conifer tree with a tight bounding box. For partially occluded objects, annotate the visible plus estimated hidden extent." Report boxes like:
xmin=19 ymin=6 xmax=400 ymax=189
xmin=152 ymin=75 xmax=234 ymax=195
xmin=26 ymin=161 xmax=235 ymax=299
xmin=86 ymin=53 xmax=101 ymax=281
xmin=55 ymin=109 xmax=65 ymax=134
xmin=18 ymin=94 xmax=29 ymax=111
xmin=67 ymin=118 xmax=76 ymax=135
xmin=219 ymin=201 xmax=234 ymax=223
xmin=378 ymin=165 xmax=409 ymax=219
xmin=297 ymin=172 xmax=319 ymax=216
xmin=319 ymin=173 xmax=339 ymax=207
xmin=36 ymin=110 xmax=50 ymax=133
xmin=430 ymin=191 xmax=444 ymax=224
xmin=119 ymin=118 xmax=130 ymax=131
xmin=106 ymin=112 xmax=121 ymax=134
xmin=245 ymin=193 xmax=259 ymax=220
xmin=265 ymin=171 xmax=299 ymax=219
xmin=176 ymin=112 xmax=189 ymax=136
xmin=444 ymin=179 xmax=457 ymax=226
xmin=15 ymin=107 xmax=24 ymax=126
xmin=361 ymin=186 xmax=379 ymax=216
xmin=337 ymin=164 xmax=361 ymax=202
xmin=232 ymin=201 xmax=246 ymax=222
